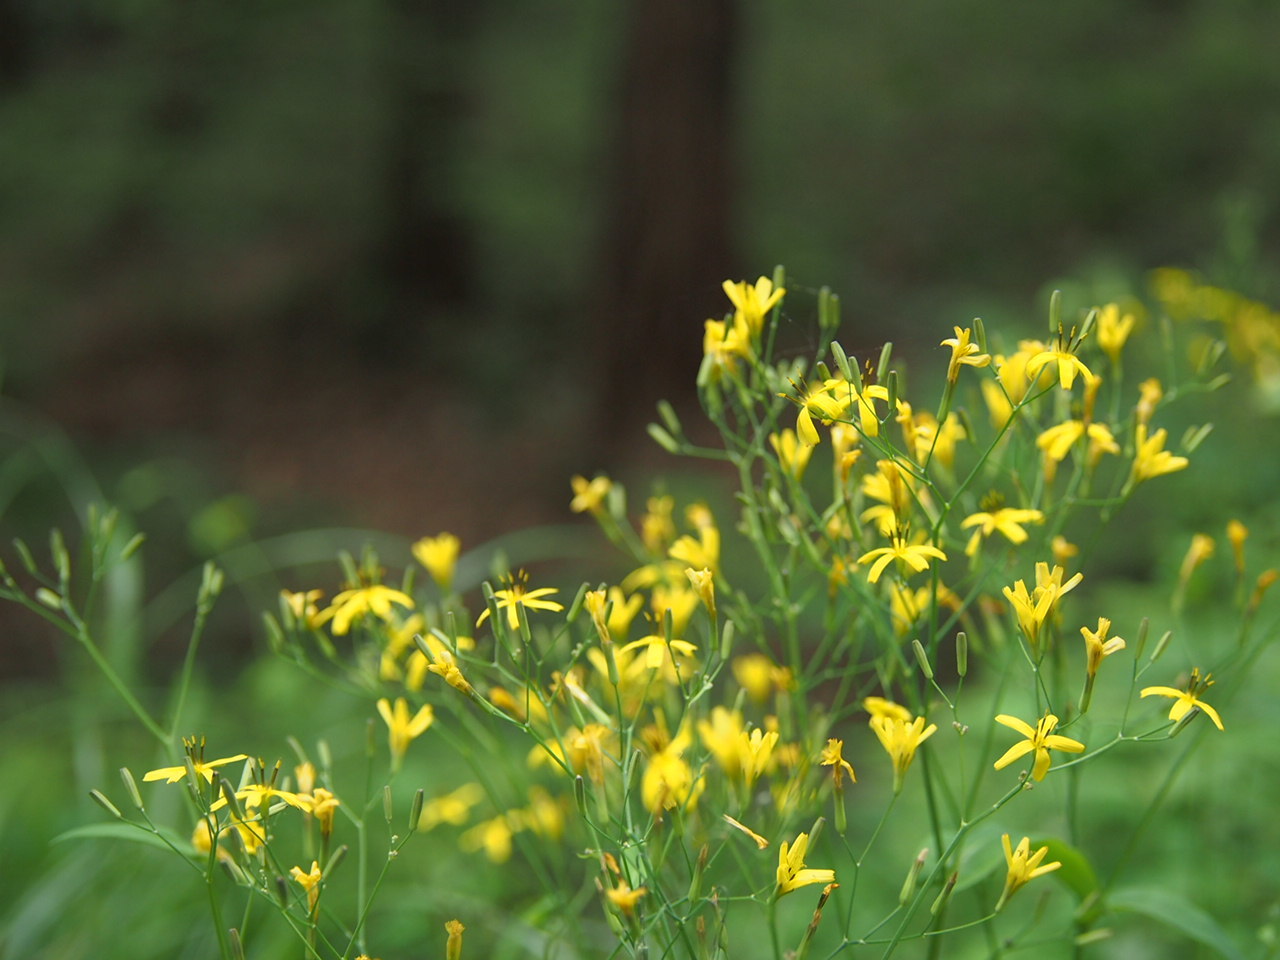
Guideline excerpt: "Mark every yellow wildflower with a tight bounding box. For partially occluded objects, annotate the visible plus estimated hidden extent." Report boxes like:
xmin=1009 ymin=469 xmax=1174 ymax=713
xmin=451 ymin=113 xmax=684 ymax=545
xmin=420 ymin=783 xmax=486 ymax=831
xmin=376 ymin=697 xmax=434 ymax=769
xmin=787 ymin=378 xmax=848 ymax=446
xmin=732 ymin=653 xmax=790 ymax=704
xmin=776 ymin=832 xmax=836 ymax=897
xmin=641 ymin=726 xmax=704 ymax=817
xmin=697 ymin=706 xmax=746 ymax=777
xmin=871 ymin=714 xmax=937 ymax=792
xmin=1140 ymin=668 xmax=1224 ymax=731
xmin=995 ymin=835 xmax=1061 ymax=911
xmin=606 ymin=882 xmax=648 ymax=914
xmin=1227 ymin=519 xmax=1248 ymax=573
xmin=281 ymin=589 xmax=325 ymax=629
xmin=738 ymin=727 xmax=779 ymax=788
xmin=320 ymin=584 xmax=415 ymax=636
xmin=290 ymin=860 xmax=323 ymax=913
xmin=461 ymin=815 xmax=516 ymax=863
xmin=770 ymin=428 xmax=814 ymax=480
xmin=1136 ymin=377 xmax=1162 ymax=424
xmin=1002 ymin=563 xmax=1083 ymax=649
xmin=961 ymin=508 xmax=1045 ymax=556
xmin=143 ymin=737 xmax=247 ymax=786
xmin=476 ymin=570 xmax=564 ymax=629
xmin=703 ymin=316 xmax=753 ymax=376
xmin=857 ymin=533 xmax=947 ymax=584
xmin=1080 ymin=617 xmax=1126 ymax=679
xmin=993 ymin=712 xmax=1084 ymax=781
xmin=641 ymin=495 xmax=676 ymax=552
xmin=941 ymin=325 xmax=991 ymax=383
xmin=1132 ymin=425 xmax=1189 ymax=483
xmin=1178 ymin=533 xmax=1215 ymax=589
xmin=1026 ymin=338 xmax=1093 ymax=391
xmin=685 ymin=566 xmax=716 ymax=620
xmin=819 ymin=738 xmax=856 ymax=787
xmin=412 ymin=533 xmax=460 ymax=591
xmin=863 ymin=696 xmax=913 ymax=722
xmin=1096 ymin=303 xmax=1136 ymax=364
xmin=445 ymin=919 xmax=465 ymax=960
xmin=722 ymin=275 xmax=784 ymax=337
xmin=570 ymin=474 xmax=612 ymax=515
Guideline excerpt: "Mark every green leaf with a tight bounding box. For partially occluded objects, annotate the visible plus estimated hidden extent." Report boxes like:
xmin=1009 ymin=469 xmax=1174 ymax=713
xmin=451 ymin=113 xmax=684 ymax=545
xmin=1108 ymin=887 xmax=1247 ymax=960
xmin=1029 ymin=836 xmax=1098 ymax=901
xmin=52 ymin=822 xmax=189 ymax=855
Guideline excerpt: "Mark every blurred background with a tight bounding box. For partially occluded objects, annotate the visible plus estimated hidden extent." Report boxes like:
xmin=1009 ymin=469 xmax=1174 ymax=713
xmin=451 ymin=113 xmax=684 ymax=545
xmin=4 ymin=2 xmax=1280 ymax=955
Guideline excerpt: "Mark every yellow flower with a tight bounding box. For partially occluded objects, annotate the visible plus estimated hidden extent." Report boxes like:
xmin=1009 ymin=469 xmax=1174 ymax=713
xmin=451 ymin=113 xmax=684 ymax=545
xmin=1136 ymin=377 xmax=1163 ymax=424
xmin=703 ymin=316 xmax=753 ymax=376
xmin=476 ymin=570 xmax=564 ymax=630
xmin=776 ymin=832 xmax=836 ymax=897
xmin=860 ymin=458 xmax=920 ymax=535
xmin=857 ymin=534 xmax=947 ymax=584
xmin=143 ymin=737 xmax=247 ymax=786
xmin=996 ymin=835 xmax=1061 ymax=911
xmin=871 ymin=714 xmax=937 ymax=792
xmin=1227 ymin=519 xmax=1249 ymax=573
xmin=290 ymin=860 xmax=323 ymax=913
xmin=641 ymin=727 xmax=704 ymax=817
xmin=641 ymin=495 xmax=676 ymax=552
xmin=281 ymin=589 xmax=325 ymax=628
xmin=1026 ymin=340 xmax=1093 ymax=391
xmin=1002 ymin=563 xmax=1083 ymax=649
xmin=993 ymin=712 xmax=1084 ymax=781
xmin=445 ymin=919 xmax=465 ymax=960
xmin=426 ymin=647 xmax=474 ymax=695
xmin=787 ymin=378 xmax=848 ymax=446
xmin=697 ymin=706 xmax=746 ymax=777
xmin=961 ymin=508 xmax=1045 ymax=556
xmin=738 ymin=727 xmax=779 ymax=787
xmin=320 ymin=585 xmax=415 ymax=635
xmin=1096 ymin=303 xmax=1136 ymax=364
xmin=419 ymin=783 xmax=486 ymax=831
xmin=569 ymin=474 xmax=611 ymax=515
xmin=377 ymin=697 xmax=434 ymax=769
xmin=819 ymin=738 xmax=856 ymax=787
xmin=1140 ymin=668 xmax=1224 ymax=731
xmin=1177 ymin=533 xmax=1215 ymax=588
xmin=460 ymin=814 xmax=516 ymax=863
xmin=1080 ymin=617 xmax=1126 ymax=679
xmin=941 ymin=325 xmax=991 ymax=383
xmin=722 ymin=275 xmax=784 ymax=337
xmin=412 ymin=533 xmax=460 ymax=591
xmin=606 ymin=881 xmax=648 ymax=914
xmin=685 ymin=566 xmax=716 ymax=620
xmin=1132 ymin=425 xmax=1189 ymax=483
xmin=770 ymin=428 xmax=814 ymax=480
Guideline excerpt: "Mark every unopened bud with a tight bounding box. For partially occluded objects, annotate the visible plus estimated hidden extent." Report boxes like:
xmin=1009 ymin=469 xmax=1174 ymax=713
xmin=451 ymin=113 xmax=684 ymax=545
xmin=899 ymin=848 xmax=928 ymax=905
xmin=912 ymin=639 xmax=933 ymax=680
xmin=89 ymin=789 xmax=123 ymax=820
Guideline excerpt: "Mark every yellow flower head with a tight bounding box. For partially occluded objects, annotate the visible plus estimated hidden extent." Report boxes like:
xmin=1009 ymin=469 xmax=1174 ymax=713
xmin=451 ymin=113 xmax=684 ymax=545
xmin=605 ymin=881 xmax=648 ymax=914
xmin=376 ymin=697 xmax=434 ymax=768
xmin=1002 ymin=563 xmax=1083 ymax=649
xmin=703 ymin=316 xmax=753 ymax=377
xmin=143 ymin=736 xmax=248 ymax=786
xmin=570 ymin=474 xmax=612 ymax=515
xmin=870 ymin=714 xmax=937 ymax=792
xmin=776 ymin=831 xmax=836 ymax=897
xmin=733 ymin=653 xmax=790 ymax=704
xmin=476 ymin=570 xmax=564 ymax=630
xmin=1096 ymin=303 xmax=1136 ymax=364
xmin=445 ymin=919 xmax=465 ymax=960
xmin=961 ymin=508 xmax=1045 ymax=557
xmin=320 ymin=584 xmax=415 ymax=636
xmin=857 ymin=533 xmax=947 ymax=584
xmin=281 ymin=589 xmax=326 ymax=629
xmin=819 ymin=738 xmax=856 ymax=787
xmin=290 ymin=860 xmax=323 ymax=913
xmin=1227 ymin=519 xmax=1249 ymax=573
xmin=996 ymin=834 xmax=1061 ymax=911
xmin=770 ymin=428 xmax=814 ymax=480
xmin=1140 ymin=668 xmax=1224 ymax=731
xmin=941 ymin=325 xmax=991 ymax=383
xmin=993 ymin=712 xmax=1085 ymax=781
xmin=863 ymin=696 xmax=913 ymax=723
xmin=419 ymin=783 xmax=486 ymax=831
xmin=1080 ymin=617 xmax=1126 ymax=679
xmin=413 ymin=533 xmax=460 ymax=591
xmin=722 ymin=275 xmax=785 ymax=337
xmin=1132 ymin=425 xmax=1189 ymax=483
xmin=1025 ymin=333 xmax=1094 ymax=391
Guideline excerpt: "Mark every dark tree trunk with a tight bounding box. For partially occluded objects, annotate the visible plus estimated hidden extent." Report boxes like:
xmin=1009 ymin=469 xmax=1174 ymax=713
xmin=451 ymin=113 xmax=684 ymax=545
xmin=591 ymin=0 xmax=739 ymax=445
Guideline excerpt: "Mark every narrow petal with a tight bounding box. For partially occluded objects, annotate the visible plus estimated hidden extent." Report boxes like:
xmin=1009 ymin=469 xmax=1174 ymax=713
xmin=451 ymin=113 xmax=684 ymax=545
xmin=993 ymin=740 xmax=1035 ymax=770
xmin=994 ymin=714 xmax=1036 ymax=738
